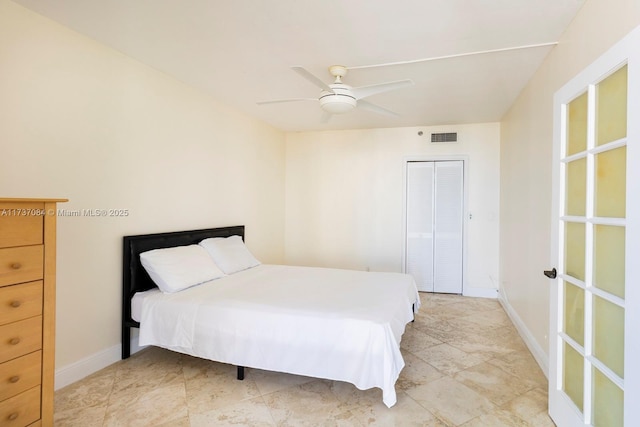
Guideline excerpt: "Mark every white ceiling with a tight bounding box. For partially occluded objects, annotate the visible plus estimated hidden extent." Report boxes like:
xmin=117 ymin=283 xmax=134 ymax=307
xmin=14 ymin=0 xmax=586 ymax=132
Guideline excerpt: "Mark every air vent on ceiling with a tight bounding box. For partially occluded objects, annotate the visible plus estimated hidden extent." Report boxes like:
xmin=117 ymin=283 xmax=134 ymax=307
xmin=431 ymin=132 xmax=458 ymax=143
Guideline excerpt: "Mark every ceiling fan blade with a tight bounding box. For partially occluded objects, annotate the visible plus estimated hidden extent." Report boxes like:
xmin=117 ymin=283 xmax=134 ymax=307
xmin=257 ymin=98 xmax=316 ymax=105
xmin=347 ymin=42 xmax=558 ymax=70
xmin=351 ymin=79 xmax=414 ymax=100
xmin=357 ymin=100 xmax=400 ymax=117
xmin=292 ymin=67 xmax=334 ymax=93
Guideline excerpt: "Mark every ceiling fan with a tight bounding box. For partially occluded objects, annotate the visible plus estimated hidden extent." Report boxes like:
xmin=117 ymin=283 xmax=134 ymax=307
xmin=256 ymin=42 xmax=558 ymax=121
xmin=257 ymin=65 xmax=414 ymax=119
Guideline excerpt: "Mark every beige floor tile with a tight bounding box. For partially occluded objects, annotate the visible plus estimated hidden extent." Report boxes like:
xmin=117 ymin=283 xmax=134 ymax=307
xmin=446 ymin=327 xmax=526 ymax=359
xmin=401 ymin=325 xmax=444 ymax=353
xmin=250 ymin=367 xmax=316 ymax=396
xmin=453 ymin=362 xmax=538 ymax=406
xmin=156 ymin=416 xmax=191 ymax=427
xmin=396 ymin=351 xmax=444 ymax=391
xmin=411 ymin=342 xmax=489 ymax=375
xmin=460 ymin=408 xmax=529 ymax=427
xmin=462 ymin=308 xmax=513 ymax=328
xmin=440 ymin=299 xmax=502 ymax=317
xmin=54 ymin=405 xmax=108 ymax=427
xmin=349 ymin=391 xmax=448 ymax=426
xmin=55 ymin=365 xmax=116 ymax=412
xmin=182 ymin=356 xmax=262 ymax=412
xmin=328 ymin=379 xmax=384 ymax=410
xmin=110 ymin=347 xmax=185 ymax=396
xmin=262 ymin=380 xmax=353 ymax=426
xmin=426 ymin=302 xmax=476 ymax=320
xmin=501 ymin=388 xmax=551 ymax=424
xmin=334 ymin=411 xmax=368 ymax=426
xmin=493 ymin=327 xmax=530 ymax=350
xmin=440 ymin=315 xmax=498 ymax=333
xmin=103 ymin=382 xmax=188 ymax=427
xmin=417 ymin=317 xmax=498 ymax=344
xmin=488 ymin=350 xmax=549 ymax=389
xmin=410 ymin=315 xmax=448 ymax=339
xmin=523 ymin=411 xmax=557 ymax=426
xmin=412 ymin=318 xmax=461 ymax=342
xmin=189 ymin=395 xmax=276 ymax=427
xmin=54 ymin=363 xmax=117 ymax=426
xmin=421 ymin=293 xmax=467 ymax=306
xmin=405 ymin=376 xmax=496 ymax=425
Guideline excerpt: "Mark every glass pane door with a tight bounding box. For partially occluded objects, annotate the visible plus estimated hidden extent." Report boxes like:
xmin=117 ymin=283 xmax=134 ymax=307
xmin=556 ymin=64 xmax=627 ymax=426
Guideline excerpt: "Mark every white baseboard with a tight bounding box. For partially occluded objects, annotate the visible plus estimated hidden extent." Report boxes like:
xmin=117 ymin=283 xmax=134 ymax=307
xmin=55 ymin=337 xmax=146 ymax=390
xmin=497 ymin=291 xmax=549 ymax=379
xmin=463 ymin=286 xmax=499 ymax=299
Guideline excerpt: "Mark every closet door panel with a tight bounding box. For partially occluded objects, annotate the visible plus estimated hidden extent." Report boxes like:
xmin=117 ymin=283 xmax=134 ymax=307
xmin=406 ymin=162 xmax=434 ymax=292
xmin=433 ymin=161 xmax=464 ymax=293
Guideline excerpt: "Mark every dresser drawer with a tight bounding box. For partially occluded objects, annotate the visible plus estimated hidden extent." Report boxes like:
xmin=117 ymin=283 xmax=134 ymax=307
xmin=0 ymin=282 xmax=43 ymax=327
xmin=0 ymin=385 xmax=40 ymax=426
xmin=0 ymin=317 xmax=42 ymax=364
xmin=0 ymin=246 xmax=43 ymax=288
xmin=0 ymin=203 xmax=44 ymax=249
xmin=0 ymin=351 xmax=41 ymax=402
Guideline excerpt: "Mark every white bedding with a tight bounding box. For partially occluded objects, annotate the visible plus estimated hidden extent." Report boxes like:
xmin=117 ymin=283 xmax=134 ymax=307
xmin=138 ymin=264 xmax=420 ymax=407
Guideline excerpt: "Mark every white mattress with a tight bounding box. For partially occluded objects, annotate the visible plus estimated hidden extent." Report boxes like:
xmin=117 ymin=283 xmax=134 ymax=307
xmin=136 ymin=264 xmax=419 ymax=407
xmin=131 ymin=288 xmax=160 ymax=323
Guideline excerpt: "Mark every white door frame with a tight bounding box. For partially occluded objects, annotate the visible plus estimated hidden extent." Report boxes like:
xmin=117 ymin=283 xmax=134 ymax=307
xmin=549 ymin=24 xmax=640 ymax=426
xmin=402 ymin=155 xmax=469 ymax=294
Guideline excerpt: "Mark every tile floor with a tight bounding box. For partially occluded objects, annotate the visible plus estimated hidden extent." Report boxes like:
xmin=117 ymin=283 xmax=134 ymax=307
xmin=54 ymin=293 xmax=554 ymax=426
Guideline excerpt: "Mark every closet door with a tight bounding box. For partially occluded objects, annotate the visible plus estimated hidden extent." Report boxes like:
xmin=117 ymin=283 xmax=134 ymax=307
xmin=433 ymin=161 xmax=464 ymax=293
xmin=406 ymin=162 xmax=435 ymax=291
xmin=405 ymin=160 xmax=464 ymax=293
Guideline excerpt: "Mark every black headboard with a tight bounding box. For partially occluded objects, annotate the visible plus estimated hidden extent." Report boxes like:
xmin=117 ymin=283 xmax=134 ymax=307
xmin=121 ymin=225 xmax=244 ymax=359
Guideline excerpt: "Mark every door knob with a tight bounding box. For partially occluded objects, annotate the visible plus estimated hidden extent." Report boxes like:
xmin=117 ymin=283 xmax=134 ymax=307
xmin=544 ymin=268 xmax=557 ymax=279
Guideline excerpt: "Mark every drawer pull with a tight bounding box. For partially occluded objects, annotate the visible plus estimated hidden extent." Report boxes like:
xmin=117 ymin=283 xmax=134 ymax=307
xmin=9 ymin=375 xmax=20 ymax=383
xmin=8 ymin=412 xmax=19 ymax=421
xmin=10 ymin=300 xmax=21 ymax=308
xmin=10 ymin=262 xmax=22 ymax=270
xmin=9 ymin=337 xmax=21 ymax=345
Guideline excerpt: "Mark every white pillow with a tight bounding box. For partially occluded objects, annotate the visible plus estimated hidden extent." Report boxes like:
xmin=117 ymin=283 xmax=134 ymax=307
xmin=140 ymin=244 xmax=225 ymax=293
xmin=199 ymin=235 xmax=260 ymax=274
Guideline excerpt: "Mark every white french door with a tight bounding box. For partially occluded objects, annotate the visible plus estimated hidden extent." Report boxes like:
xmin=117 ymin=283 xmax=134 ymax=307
xmin=549 ymin=25 xmax=640 ymax=426
xmin=405 ymin=160 xmax=464 ymax=293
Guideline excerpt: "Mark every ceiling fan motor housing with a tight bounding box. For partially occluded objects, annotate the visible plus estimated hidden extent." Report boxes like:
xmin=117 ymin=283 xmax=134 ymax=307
xmin=319 ymin=84 xmax=356 ymax=114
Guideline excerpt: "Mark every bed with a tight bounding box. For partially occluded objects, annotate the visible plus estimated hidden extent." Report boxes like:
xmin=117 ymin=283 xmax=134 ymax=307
xmin=122 ymin=225 xmax=420 ymax=407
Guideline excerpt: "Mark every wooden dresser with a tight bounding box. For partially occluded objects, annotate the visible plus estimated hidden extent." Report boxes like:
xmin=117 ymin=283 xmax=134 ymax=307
xmin=0 ymin=198 xmax=66 ymax=427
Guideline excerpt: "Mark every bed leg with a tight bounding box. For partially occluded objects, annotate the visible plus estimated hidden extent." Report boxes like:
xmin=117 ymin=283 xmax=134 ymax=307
xmin=412 ymin=303 xmax=415 ymax=323
xmin=122 ymin=326 xmax=131 ymax=359
xmin=237 ymin=366 xmax=245 ymax=380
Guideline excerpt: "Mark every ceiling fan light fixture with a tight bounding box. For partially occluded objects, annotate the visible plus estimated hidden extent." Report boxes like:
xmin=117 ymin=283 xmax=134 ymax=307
xmin=319 ymin=90 xmax=357 ymax=114
xmin=320 ymin=98 xmax=356 ymax=114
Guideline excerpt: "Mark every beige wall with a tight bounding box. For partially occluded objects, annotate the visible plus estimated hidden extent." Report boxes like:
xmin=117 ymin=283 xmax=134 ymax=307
xmin=0 ymin=1 xmax=286 ymax=371
xmin=285 ymin=123 xmax=500 ymax=296
xmin=500 ymin=0 xmax=640 ymax=362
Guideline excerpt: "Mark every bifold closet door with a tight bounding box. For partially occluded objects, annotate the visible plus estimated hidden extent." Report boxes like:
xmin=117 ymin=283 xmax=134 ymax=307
xmin=406 ymin=162 xmax=435 ymax=292
xmin=406 ymin=161 xmax=463 ymax=293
